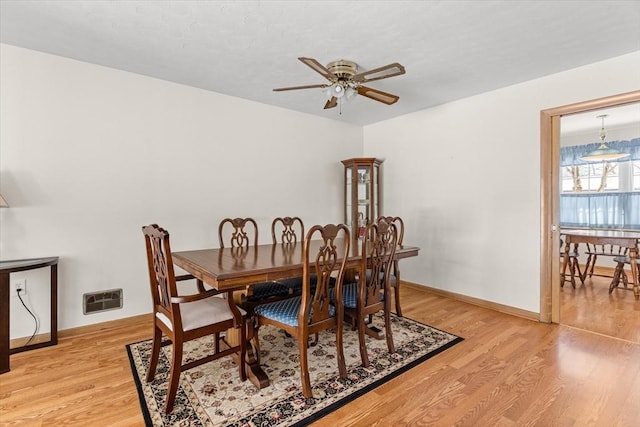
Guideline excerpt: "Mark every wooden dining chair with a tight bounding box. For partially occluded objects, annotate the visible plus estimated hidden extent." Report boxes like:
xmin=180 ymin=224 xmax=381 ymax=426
xmin=271 ymin=216 xmax=306 ymax=292
xmin=609 ymin=254 xmax=633 ymax=293
xmin=271 ymin=216 xmax=304 ymax=245
xmin=254 ymin=223 xmax=349 ymax=398
xmin=608 ymin=240 xmax=638 ymax=293
xmin=218 ymin=217 xmax=291 ymax=306
xmin=142 ymin=224 xmax=246 ymax=413
xmin=377 ymin=215 xmax=405 ymax=316
xmin=343 ymin=217 xmax=398 ymax=367
xmin=584 ymin=243 xmax=628 ymax=279
xmin=560 ymin=238 xmax=584 ymax=288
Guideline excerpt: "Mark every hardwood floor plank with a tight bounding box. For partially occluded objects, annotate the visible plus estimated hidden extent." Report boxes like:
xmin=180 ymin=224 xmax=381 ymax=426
xmin=0 ymin=316 xmax=149 ymax=426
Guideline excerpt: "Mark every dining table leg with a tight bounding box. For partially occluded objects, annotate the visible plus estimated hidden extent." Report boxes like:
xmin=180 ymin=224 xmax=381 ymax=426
xmin=225 ymin=324 xmax=269 ymax=389
xmin=630 ymin=247 xmax=639 ymax=300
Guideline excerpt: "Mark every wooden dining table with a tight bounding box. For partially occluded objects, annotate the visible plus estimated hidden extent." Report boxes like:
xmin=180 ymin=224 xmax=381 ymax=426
xmin=172 ymin=238 xmax=420 ymax=389
xmin=560 ymin=229 xmax=640 ymax=299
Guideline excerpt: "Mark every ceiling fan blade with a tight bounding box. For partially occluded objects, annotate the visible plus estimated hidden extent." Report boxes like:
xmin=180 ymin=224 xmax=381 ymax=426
xmin=324 ymin=97 xmax=338 ymax=109
xmin=273 ymin=83 xmax=329 ymax=92
xmin=357 ymin=86 xmax=400 ymax=105
xmin=352 ymin=63 xmax=406 ymax=84
xmin=298 ymin=57 xmax=338 ymax=80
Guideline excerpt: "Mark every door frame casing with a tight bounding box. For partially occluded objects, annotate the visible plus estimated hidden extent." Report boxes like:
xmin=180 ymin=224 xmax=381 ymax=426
xmin=539 ymin=90 xmax=640 ymax=323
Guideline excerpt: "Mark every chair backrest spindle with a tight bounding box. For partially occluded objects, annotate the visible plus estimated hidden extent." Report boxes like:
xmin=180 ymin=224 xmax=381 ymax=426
xmin=301 ymin=223 xmax=350 ymax=327
xmin=218 ymin=217 xmax=259 ymax=248
xmin=271 ymin=216 xmax=304 ymax=245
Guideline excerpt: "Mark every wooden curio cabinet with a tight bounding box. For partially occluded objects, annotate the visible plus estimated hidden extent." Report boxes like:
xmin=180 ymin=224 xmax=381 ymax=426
xmin=342 ymin=157 xmax=383 ymax=246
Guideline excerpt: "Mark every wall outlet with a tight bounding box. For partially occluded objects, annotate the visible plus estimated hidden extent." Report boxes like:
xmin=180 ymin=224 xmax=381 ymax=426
xmin=13 ymin=279 xmax=27 ymax=296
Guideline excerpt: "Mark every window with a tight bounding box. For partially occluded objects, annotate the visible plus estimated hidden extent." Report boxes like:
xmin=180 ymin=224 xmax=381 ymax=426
xmin=562 ymin=163 xmax=619 ymax=193
xmin=560 ymin=138 xmax=640 ymax=230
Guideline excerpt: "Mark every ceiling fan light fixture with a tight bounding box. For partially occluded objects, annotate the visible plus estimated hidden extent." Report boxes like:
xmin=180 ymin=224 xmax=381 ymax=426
xmin=323 ymin=86 xmax=333 ymax=101
xmin=345 ymin=85 xmax=357 ymax=101
xmin=273 ymin=57 xmax=405 ymax=111
xmin=331 ymin=83 xmax=345 ymax=98
xmin=579 ymin=114 xmax=629 ymax=162
xmin=580 ymin=144 xmax=630 ymax=161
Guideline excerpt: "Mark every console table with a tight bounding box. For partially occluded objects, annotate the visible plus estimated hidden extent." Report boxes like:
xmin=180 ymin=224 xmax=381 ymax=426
xmin=0 ymin=257 xmax=58 ymax=374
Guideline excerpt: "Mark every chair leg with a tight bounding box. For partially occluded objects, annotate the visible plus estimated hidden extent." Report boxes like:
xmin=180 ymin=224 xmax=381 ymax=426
xmin=357 ymin=312 xmax=370 ymax=368
xmin=298 ymin=334 xmax=312 ymax=398
xmin=335 ymin=317 xmax=346 ymax=379
xmin=393 ymin=281 xmax=403 ymax=317
xmin=621 ymin=270 xmax=629 ymax=288
xmin=569 ymin=259 xmax=577 ymax=288
xmin=146 ymin=327 xmax=162 ymax=382
xmin=393 ymin=264 xmax=403 ymax=316
xmin=609 ymin=263 xmax=623 ymax=294
xmin=574 ymin=259 xmax=584 ymax=285
xmin=588 ymin=255 xmax=598 ymax=278
xmin=384 ymin=302 xmax=395 ymax=354
xmin=164 ymin=340 xmax=183 ymax=414
xmin=309 ymin=332 xmax=319 ymax=347
xmin=584 ymin=254 xmax=593 ymax=279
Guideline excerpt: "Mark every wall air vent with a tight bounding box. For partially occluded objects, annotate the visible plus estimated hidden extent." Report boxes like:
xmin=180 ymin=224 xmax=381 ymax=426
xmin=83 ymin=289 xmax=123 ymax=314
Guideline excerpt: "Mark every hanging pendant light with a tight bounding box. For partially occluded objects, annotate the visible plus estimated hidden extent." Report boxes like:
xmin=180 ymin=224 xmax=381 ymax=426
xmin=579 ymin=114 xmax=629 ymax=162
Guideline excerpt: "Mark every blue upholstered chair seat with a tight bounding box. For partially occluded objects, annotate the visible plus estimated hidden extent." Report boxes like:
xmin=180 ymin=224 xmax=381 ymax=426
xmin=254 ymin=296 xmax=336 ymax=327
xmin=366 ymin=269 xmax=391 ymax=283
xmin=340 ymin=282 xmax=358 ymax=308
xmin=278 ymin=275 xmax=336 ymax=293
xmin=366 ymin=269 xmax=397 ymax=289
xmin=277 ymin=277 xmax=305 ymax=292
xmin=246 ymin=281 xmax=291 ymax=302
xmin=338 ymin=282 xmax=384 ymax=309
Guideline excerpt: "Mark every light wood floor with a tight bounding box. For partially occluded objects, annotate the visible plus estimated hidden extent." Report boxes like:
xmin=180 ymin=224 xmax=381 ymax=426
xmin=2 ymin=285 xmax=639 ymax=426
xmin=560 ymin=268 xmax=640 ymax=343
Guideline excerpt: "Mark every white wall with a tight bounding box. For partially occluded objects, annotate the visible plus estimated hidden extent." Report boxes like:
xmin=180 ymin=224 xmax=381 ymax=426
xmin=364 ymin=51 xmax=640 ymax=313
xmin=0 ymin=44 xmax=363 ymax=338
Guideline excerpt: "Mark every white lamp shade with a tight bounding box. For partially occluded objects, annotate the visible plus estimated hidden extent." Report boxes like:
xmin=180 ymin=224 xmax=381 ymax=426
xmin=323 ymin=86 xmax=333 ymax=101
xmin=331 ymin=83 xmax=345 ymax=98
xmin=345 ymin=86 xmax=357 ymax=100
xmin=579 ymin=143 xmax=630 ymax=162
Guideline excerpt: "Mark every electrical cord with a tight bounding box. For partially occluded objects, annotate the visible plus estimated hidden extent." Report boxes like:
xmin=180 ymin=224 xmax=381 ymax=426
xmin=16 ymin=289 xmax=39 ymax=347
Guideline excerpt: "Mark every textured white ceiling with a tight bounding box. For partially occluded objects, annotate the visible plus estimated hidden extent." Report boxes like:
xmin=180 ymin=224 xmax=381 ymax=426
xmin=1 ymin=1 xmax=639 ymax=126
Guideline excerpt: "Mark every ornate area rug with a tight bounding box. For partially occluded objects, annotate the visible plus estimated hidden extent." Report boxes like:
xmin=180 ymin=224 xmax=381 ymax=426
xmin=126 ymin=313 xmax=462 ymax=426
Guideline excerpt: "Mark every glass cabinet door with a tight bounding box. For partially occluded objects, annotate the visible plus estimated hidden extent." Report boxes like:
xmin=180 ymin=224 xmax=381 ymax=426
xmin=342 ymin=158 xmax=383 ymax=246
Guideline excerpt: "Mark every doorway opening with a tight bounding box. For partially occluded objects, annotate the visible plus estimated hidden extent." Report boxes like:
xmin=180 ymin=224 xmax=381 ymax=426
xmin=539 ymin=90 xmax=640 ymax=339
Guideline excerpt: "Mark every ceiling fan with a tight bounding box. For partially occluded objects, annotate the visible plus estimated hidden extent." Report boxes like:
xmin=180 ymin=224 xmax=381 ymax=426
xmin=273 ymin=57 xmax=406 ymax=110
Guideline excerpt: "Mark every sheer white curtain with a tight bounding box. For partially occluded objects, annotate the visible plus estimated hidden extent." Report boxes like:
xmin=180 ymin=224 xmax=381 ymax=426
xmin=560 ymin=192 xmax=640 ymax=230
xmin=560 ymin=138 xmax=640 ymax=230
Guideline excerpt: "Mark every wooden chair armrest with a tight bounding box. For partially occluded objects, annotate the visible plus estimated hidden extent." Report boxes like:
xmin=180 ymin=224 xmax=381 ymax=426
xmin=170 ymin=288 xmax=223 ymax=303
xmin=175 ymin=274 xmax=207 ymax=293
